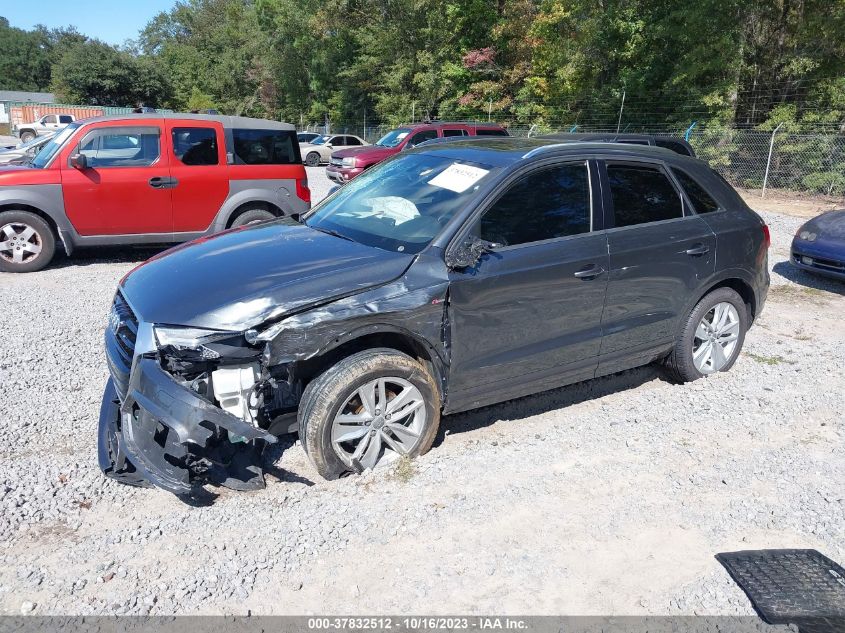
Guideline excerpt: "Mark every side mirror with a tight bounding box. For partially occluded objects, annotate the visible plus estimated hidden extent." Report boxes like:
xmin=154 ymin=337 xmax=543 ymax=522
xmin=70 ymin=153 xmax=88 ymax=170
xmin=325 ymin=143 xmax=333 ymax=149
xmin=445 ymin=236 xmax=499 ymax=270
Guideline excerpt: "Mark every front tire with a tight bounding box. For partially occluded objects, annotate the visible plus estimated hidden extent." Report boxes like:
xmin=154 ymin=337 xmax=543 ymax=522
xmin=298 ymin=348 xmax=441 ymax=480
xmin=19 ymin=131 xmax=35 ymax=143
xmin=0 ymin=210 xmax=56 ymax=273
xmin=665 ymin=287 xmax=748 ymax=382
xmin=305 ymin=151 xmax=322 ymax=167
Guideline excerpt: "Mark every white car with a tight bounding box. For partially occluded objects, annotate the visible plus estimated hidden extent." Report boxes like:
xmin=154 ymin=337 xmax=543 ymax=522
xmin=15 ymin=114 xmax=76 ymax=143
xmin=300 ymin=134 xmax=368 ymax=166
xmin=0 ymin=133 xmax=54 ymax=165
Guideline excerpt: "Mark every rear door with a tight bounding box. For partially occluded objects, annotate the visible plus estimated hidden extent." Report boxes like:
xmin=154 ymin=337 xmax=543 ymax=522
xmin=404 ymin=128 xmax=438 ymax=149
xmin=448 ymin=159 xmax=608 ymax=401
xmin=597 ymin=159 xmax=716 ymax=371
xmin=166 ymin=119 xmax=229 ymax=232
xmin=60 ymin=120 xmax=173 ymax=235
xmin=442 ymin=127 xmax=469 ymax=138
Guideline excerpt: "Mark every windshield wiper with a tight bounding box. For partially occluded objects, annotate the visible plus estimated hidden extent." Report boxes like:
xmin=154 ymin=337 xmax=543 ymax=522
xmin=308 ymin=224 xmax=354 ymax=242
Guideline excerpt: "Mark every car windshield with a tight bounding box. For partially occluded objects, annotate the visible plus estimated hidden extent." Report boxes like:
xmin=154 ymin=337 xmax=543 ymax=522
xmin=30 ymin=124 xmax=79 ymax=169
xmin=306 ymin=153 xmax=497 ymax=254
xmin=375 ymin=128 xmax=411 ymax=148
xmin=311 ymin=136 xmax=331 ymax=145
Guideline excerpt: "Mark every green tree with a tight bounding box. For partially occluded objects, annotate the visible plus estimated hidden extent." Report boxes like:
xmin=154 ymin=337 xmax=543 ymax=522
xmin=0 ymin=18 xmax=54 ymax=91
xmin=50 ymin=39 xmax=170 ymax=107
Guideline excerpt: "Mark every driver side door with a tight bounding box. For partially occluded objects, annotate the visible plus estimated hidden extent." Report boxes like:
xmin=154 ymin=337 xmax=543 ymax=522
xmin=447 ymin=159 xmax=609 ymax=411
xmin=60 ymin=122 xmax=173 ymax=236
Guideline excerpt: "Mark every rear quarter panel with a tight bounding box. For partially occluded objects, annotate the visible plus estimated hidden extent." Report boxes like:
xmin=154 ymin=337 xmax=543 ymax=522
xmin=688 ymin=167 xmax=770 ymax=316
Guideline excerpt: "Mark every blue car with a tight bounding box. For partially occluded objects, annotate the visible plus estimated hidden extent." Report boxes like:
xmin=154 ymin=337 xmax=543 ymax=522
xmin=791 ymin=210 xmax=845 ymax=281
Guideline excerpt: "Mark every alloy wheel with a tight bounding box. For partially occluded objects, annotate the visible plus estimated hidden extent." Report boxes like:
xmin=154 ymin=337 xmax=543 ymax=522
xmin=0 ymin=222 xmax=43 ymax=265
xmin=692 ymin=301 xmax=741 ymax=374
xmin=331 ymin=376 xmax=426 ymax=471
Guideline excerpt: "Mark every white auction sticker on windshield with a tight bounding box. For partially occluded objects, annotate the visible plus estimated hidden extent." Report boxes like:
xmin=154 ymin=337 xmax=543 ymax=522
xmin=428 ymin=163 xmax=489 ymax=193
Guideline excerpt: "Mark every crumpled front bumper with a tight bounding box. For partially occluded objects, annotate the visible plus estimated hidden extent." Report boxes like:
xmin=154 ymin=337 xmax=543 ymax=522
xmin=98 ymin=357 xmax=276 ymax=496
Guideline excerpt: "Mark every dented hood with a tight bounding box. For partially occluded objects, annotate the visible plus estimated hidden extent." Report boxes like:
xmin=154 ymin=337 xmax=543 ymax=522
xmin=119 ymin=220 xmax=415 ymax=330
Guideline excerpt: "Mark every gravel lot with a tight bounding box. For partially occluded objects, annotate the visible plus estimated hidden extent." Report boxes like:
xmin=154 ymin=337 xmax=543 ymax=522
xmin=0 ymin=168 xmax=843 ymax=616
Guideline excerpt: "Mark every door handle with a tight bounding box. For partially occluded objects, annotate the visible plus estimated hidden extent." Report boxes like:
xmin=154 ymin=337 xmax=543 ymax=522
xmin=573 ymin=263 xmax=605 ymax=280
xmin=148 ymin=177 xmax=178 ymax=189
xmin=684 ymin=243 xmax=710 ymax=256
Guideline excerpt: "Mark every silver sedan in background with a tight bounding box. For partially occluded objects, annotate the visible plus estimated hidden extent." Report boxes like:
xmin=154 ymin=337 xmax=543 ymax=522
xmin=0 ymin=133 xmax=55 ymax=166
xmin=299 ymin=133 xmax=368 ymax=166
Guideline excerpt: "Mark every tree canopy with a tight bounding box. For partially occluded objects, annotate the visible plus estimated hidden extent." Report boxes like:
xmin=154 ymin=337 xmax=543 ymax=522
xmin=2 ymin=0 xmax=844 ymax=130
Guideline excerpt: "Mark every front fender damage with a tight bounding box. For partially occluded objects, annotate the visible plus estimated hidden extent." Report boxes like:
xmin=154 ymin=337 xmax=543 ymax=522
xmin=259 ymin=272 xmax=452 ymax=403
xmin=99 ymin=262 xmax=452 ymax=497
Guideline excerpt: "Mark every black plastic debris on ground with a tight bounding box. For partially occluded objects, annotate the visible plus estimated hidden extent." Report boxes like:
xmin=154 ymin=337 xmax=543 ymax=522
xmin=716 ymin=549 xmax=845 ymax=633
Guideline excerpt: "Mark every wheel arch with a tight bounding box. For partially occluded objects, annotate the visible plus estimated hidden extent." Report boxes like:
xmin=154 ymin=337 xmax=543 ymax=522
xmin=688 ymin=272 xmax=758 ymax=325
xmin=293 ymin=325 xmax=447 ymax=404
xmin=211 ymin=184 xmax=298 ymax=232
xmin=0 ymin=202 xmax=65 ymax=251
xmin=0 ymin=185 xmax=75 ymax=255
xmin=225 ymin=200 xmax=284 ymax=228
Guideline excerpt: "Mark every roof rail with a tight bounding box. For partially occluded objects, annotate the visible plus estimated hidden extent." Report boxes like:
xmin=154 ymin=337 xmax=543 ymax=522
xmin=521 ymin=143 xmax=576 ymax=159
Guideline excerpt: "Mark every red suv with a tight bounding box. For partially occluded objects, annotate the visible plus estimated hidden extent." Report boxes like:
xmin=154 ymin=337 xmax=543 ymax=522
xmin=326 ymin=121 xmax=508 ymax=184
xmin=0 ymin=114 xmax=309 ymax=272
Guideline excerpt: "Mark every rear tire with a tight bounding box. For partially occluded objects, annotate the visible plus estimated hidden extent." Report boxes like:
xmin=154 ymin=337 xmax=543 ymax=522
xmin=665 ymin=287 xmax=748 ymax=382
xmin=298 ymin=348 xmax=441 ymax=480
xmin=230 ymin=207 xmax=276 ymax=228
xmin=305 ymin=151 xmax=322 ymax=167
xmin=0 ymin=210 xmax=56 ymax=273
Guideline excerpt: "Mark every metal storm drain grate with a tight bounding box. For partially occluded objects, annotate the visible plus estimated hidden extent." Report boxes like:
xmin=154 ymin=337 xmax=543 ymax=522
xmin=716 ymin=549 xmax=845 ymax=633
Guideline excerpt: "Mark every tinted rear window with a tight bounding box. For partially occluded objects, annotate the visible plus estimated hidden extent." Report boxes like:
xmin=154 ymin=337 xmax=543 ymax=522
xmin=233 ymin=129 xmax=298 ymax=165
xmin=607 ymin=163 xmax=683 ymax=227
xmin=673 ymin=168 xmax=720 ymax=213
xmin=474 ymin=128 xmax=509 ymax=136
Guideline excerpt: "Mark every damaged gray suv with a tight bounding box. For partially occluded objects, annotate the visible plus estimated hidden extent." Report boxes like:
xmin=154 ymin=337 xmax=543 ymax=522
xmin=99 ymin=137 xmax=770 ymax=496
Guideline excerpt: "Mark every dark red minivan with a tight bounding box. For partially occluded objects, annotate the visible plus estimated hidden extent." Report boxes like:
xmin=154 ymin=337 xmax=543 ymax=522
xmin=0 ymin=113 xmax=309 ymax=272
xmin=326 ymin=121 xmax=508 ymax=184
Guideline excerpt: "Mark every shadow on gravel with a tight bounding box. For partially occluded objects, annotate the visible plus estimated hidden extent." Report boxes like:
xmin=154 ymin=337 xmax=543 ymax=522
xmin=46 ymin=246 xmax=169 ymax=270
xmin=263 ymin=434 xmax=315 ymax=487
xmin=437 ymin=364 xmax=669 ymax=445
xmin=772 ymin=260 xmax=845 ymax=295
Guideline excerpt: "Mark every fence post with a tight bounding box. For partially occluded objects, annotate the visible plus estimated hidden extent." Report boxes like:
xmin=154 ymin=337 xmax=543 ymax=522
xmin=762 ymin=122 xmax=784 ymax=198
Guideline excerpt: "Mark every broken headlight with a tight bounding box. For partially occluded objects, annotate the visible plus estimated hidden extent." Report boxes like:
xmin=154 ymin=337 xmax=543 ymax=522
xmin=154 ymin=326 xmax=239 ymax=359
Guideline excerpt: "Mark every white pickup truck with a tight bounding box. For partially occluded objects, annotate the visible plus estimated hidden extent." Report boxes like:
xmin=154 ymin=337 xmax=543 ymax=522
xmin=15 ymin=113 xmax=76 ymax=142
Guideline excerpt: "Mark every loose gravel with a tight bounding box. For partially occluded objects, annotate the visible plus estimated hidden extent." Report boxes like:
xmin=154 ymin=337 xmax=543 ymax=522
xmin=0 ymin=169 xmax=843 ymax=616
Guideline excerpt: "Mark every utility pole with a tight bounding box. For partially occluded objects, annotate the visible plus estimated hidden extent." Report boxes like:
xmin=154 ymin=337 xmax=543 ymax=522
xmin=411 ymin=101 xmax=415 ymax=122
xmin=616 ymin=89 xmax=626 ymax=133
xmin=488 ymin=99 xmax=492 ymax=122
xmin=363 ymin=108 xmax=366 ymax=141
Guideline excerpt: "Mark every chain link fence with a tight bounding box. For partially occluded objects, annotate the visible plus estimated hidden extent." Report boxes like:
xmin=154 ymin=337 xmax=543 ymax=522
xmin=308 ymin=120 xmax=845 ymax=199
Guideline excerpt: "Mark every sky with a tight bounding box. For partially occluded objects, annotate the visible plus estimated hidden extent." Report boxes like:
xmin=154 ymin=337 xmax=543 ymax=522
xmin=1 ymin=0 xmax=178 ymax=45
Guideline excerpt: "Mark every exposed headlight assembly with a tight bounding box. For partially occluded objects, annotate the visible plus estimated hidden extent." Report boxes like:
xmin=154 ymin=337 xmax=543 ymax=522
xmin=798 ymin=230 xmax=817 ymax=241
xmin=154 ymin=326 xmax=239 ymax=358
